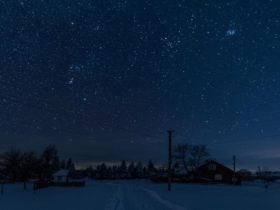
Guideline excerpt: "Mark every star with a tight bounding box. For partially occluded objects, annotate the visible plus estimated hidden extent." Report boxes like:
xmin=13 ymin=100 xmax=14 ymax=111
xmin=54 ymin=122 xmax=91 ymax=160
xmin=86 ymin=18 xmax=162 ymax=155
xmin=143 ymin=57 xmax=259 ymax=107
xmin=68 ymin=78 xmax=74 ymax=85
xmin=226 ymin=29 xmax=236 ymax=37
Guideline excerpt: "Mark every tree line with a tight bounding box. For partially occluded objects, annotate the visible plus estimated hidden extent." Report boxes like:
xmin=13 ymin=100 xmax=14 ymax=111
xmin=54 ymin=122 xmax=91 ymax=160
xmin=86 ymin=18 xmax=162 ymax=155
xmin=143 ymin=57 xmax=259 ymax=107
xmin=0 ymin=145 xmax=75 ymax=189
xmin=86 ymin=160 xmax=156 ymax=179
xmin=0 ymin=143 xmax=211 ymax=186
xmin=85 ymin=143 xmax=210 ymax=180
xmin=0 ymin=145 xmax=157 ymax=183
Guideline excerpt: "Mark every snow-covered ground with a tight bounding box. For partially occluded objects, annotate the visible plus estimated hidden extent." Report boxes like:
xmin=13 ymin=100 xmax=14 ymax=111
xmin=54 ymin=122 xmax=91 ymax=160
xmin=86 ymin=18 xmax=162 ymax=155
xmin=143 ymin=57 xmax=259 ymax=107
xmin=0 ymin=180 xmax=279 ymax=210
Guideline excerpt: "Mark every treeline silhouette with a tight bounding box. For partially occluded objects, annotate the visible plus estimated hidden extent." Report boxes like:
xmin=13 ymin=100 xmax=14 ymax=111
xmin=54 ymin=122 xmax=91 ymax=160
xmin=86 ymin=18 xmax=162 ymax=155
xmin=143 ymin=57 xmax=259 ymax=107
xmin=0 ymin=145 xmax=158 ymax=185
xmin=86 ymin=160 xmax=156 ymax=179
xmin=0 ymin=145 xmax=75 ymax=189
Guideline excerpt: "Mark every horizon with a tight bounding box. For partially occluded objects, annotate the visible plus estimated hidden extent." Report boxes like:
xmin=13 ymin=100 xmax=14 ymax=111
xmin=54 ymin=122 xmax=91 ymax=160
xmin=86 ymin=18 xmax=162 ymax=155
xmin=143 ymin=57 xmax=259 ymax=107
xmin=0 ymin=132 xmax=279 ymax=171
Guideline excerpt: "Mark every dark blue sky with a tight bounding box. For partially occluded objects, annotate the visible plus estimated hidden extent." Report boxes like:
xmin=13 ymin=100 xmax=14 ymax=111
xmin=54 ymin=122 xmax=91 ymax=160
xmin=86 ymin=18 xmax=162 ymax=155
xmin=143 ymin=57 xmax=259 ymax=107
xmin=1 ymin=0 xmax=280 ymax=169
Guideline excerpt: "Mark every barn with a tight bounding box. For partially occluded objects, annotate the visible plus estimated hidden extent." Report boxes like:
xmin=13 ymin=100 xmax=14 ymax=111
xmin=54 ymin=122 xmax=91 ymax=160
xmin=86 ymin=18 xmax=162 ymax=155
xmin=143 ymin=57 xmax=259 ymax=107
xmin=195 ymin=160 xmax=241 ymax=184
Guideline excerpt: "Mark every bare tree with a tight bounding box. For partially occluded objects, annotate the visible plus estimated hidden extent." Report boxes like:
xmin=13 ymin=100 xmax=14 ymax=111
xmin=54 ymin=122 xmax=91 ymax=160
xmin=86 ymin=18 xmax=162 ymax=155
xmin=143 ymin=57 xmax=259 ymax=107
xmin=173 ymin=144 xmax=210 ymax=172
xmin=41 ymin=145 xmax=60 ymax=179
xmin=21 ymin=151 xmax=40 ymax=190
xmin=189 ymin=145 xmax=209 ymax=170
xmin=1 ymin=150 xmax=22 ymax=182
xmin=173 ymin=144 xmax=189 ymax=172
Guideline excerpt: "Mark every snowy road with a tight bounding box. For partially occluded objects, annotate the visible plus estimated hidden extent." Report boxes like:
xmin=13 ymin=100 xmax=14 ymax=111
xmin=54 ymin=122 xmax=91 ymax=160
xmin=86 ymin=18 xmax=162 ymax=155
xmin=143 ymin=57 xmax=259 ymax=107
xmin=1 ymin=180 xmax=279 ymax=210
xmin=106 ymin=183 xmax=187 ymax=210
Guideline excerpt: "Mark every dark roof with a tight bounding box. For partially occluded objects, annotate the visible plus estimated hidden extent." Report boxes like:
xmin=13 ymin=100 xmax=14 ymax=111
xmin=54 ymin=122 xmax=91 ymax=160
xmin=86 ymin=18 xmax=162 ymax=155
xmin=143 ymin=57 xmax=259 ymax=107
xmin=198 ymin=160 xmax=234 ymax=172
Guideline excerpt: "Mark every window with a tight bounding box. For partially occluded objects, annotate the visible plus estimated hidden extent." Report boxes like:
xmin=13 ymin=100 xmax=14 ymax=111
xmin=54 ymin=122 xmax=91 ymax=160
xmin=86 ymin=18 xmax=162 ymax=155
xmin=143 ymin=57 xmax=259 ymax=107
xmin=215 ymin=174 xmax=223 ymax=181
xmin=208 ymin=164 xmax=216 ymax=171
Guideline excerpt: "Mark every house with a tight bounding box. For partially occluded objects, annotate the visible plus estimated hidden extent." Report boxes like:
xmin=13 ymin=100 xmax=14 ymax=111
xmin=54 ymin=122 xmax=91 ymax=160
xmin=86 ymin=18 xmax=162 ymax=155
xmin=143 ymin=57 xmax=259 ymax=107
xmin=195 ymin=160 xmax=241 ymax=184
xmin=36 ymin=169 xmax=86 ymax=189
xmin=53 ymin=169 xmax=70 ymax=183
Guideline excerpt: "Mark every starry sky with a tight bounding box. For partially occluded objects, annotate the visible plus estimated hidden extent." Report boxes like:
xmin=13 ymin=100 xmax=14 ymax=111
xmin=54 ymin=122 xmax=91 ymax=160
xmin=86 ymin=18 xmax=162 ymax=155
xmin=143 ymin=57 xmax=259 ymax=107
xmin=1 ymin=0 xmax=280 ymax=169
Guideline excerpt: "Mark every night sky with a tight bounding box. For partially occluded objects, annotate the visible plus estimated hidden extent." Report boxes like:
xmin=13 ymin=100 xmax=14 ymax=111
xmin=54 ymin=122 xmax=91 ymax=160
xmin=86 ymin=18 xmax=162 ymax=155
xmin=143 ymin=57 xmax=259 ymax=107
xmin=1 ymin=0 xmax=280 ymax=169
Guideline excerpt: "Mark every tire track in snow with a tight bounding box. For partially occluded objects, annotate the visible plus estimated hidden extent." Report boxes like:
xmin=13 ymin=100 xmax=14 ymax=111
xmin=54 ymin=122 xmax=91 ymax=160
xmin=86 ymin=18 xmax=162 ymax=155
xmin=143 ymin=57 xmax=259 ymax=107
xmin=141 ymin=188 xmax=189 ymax=210
xmin=105 ymin=184 xmax=125 ymax=210
xmin=105 ymin=182 xmax=189 ymax=210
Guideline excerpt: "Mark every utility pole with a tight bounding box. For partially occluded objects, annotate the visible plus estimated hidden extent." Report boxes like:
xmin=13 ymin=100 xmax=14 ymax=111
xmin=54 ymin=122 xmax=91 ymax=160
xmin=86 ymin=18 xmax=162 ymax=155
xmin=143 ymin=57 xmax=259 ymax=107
xmin=168 ymin=129 xmax=174 ymax=192
xmin=233 ymin=155 xmax=236 ymax=172
xmin=1 ymin=182 xmax=3 ymax=195
xmin=232 ymin=155 xmax=237 ymax=184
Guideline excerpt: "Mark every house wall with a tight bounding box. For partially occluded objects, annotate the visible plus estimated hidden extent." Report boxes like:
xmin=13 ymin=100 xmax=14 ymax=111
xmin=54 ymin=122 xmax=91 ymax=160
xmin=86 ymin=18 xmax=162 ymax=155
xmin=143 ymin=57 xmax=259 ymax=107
xmin=54 ymin=175 xmax=68 ymax=183
xmin=196 ymin=161 xmax=239 ymax=183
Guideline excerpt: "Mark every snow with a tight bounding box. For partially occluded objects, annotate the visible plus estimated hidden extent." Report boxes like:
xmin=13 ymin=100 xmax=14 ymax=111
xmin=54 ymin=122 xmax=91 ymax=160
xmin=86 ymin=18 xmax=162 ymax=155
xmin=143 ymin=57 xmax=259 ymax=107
xmin=0 ymin=180 xmax=279 ymax=210
xmin=53 ymin=169 xmax=69 ymax=177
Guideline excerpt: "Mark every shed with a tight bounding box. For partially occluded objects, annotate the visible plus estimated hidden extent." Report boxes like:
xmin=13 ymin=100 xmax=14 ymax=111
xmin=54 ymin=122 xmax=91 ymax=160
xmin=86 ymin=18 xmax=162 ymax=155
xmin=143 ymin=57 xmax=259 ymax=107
xmin=53 ymin=170 xmax=70 ymax=183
